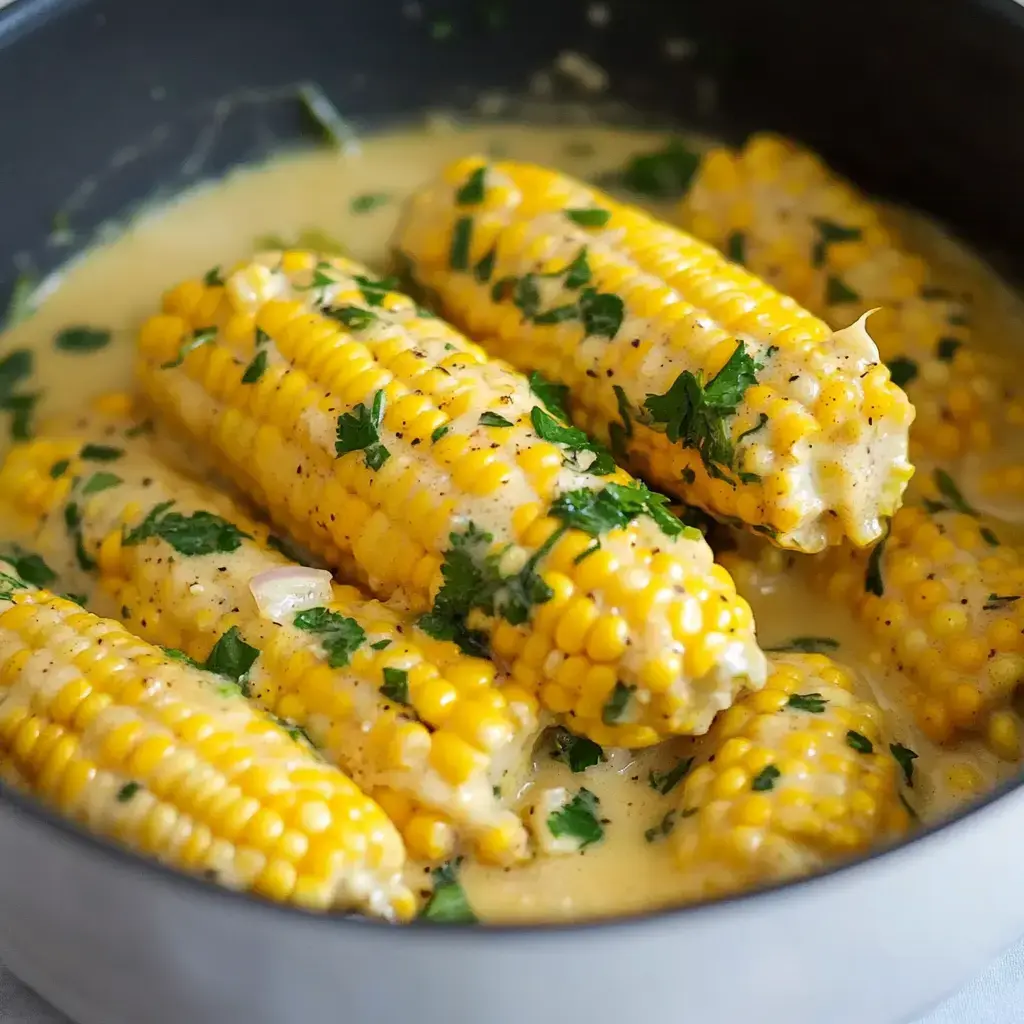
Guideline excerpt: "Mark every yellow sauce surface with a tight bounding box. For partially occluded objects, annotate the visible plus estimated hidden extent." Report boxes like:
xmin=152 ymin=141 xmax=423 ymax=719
xmin=2 ymin=121 xmax=1023 ymax=922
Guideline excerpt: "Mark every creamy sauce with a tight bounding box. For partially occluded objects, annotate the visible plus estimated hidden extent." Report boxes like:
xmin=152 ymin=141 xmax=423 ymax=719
xmin=2 ymin=120 xmax=1023 ymax=923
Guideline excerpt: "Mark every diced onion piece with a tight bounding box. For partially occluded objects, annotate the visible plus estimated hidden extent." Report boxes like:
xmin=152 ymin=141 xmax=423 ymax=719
xmin=249 ymin=566 xmax=334 ymax=620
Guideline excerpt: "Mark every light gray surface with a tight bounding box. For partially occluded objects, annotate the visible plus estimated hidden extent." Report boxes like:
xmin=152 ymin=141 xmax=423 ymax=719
xmin=1 ymin=946 xmax=1022 ymax=1024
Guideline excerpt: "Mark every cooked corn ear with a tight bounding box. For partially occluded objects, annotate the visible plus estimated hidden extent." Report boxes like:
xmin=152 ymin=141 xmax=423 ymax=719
xmin=393 ymin=157 xmax=914 ymax=552
xmin=135 ymin=252 xmax=766 ymax=744
xmin=0 ymin=427 xmax=536 ymax=864
xmin=670 ymin=653 xmax=909 ymax=900
xmin=677 ymin=133 xmax=1014 ymax=465
xmin=0 ymin=561 xmax=413 ymax=918
xmin=811 ymin=501 xmax=1024 ymax=758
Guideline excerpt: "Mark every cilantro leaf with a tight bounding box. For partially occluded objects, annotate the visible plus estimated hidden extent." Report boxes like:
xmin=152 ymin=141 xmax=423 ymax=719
xmin=530 ymin=407 xmax=615 ymax=476
xmin=936 ymin=338 xmax=962 ymax=362
xmin=648 ymin=756 xmax=694 ymax=795
xmin=55 ymin=326 xmax=111 ymax=353
xmin=566 ymin=207 xmax=610 ymax=228
xmin=380 ymin=667 xmax=410 ymax=705
xmin=352 ymin=274 xmax=398 ymax=308
xmin=890 ymin=742 xmax=918 ymax=787
xmin=456 ymin=167 xmax=487 ymax=206
xmin=846 ymin=730 xmax=874 ymax=754
xmin=64 ymin=502 xmax=95 ymax=570
xmin=602 ymin=681 xmax=635 ymax=725
xmin=160 ymin=327 xmax=217 ymax=369
xmin=934 ymin=469 xmax=978 ymax=515
xmin=551 ymin=727 xmax=604 ymax=772
xmin=117 ymin=782 xmax=141 ymax=803
xmin=293 ymin=607 xmax=366 ymax=668
xmin=122 ymin=502 xmax=251 ymax=556
xmin=865 ymin=524 xmax=889 ymax=597
xmin=644 ymin=810 xmax=678 ymax=843
xmin=644 ymin=342 xmax=759 ymax=476
xmin=826 ymin=275 xmax=860 ymax=305
xmin=563 ymin=248 xmax=591 ymax=289
xmin=578 ymin=287 xmax=624 ymax=338
xmin=786 ymin=692 xmax=828 ymax=713
xmin=726 ymin=231 xmax=745 ymax=264
xmin=203 ymin=266 xmax=225 ymax=287
xmin=618 ymin=140 xmax=701 ymax=198
xmin=887 ymin=356 xmax=918 ymax=389
xmin=0 ymin=546 xmax=56 ymax=587
xmin=549 ymin=481 xmax=688 ymax=540
xmin=449 ymin=217 xmax=473 ymax=271
xmin=420 ymin=860 xmax=477 ymax=923
xmin=529 ymin=371 xmax=571 ymax=421
xmin=0 ymin=350 xmax=32 ymax=403
xmin=203 ymin=627 xmax=259 ymax=693
xmin=766 ymin=636 xmax=839 ymax=654
xmin=350 ymin=192 xmax=391 ymax=214
xmin=335 ymin=389 xmax=390 ymax=470
xmin=241 ymin=349 xmax=268 ymax=384
xmin=547 ymin=788 xmax=604 ymax=848
xmin=80 ymin=444 xmax=123 ymax=462
xmin=479 ymin=411 xmax=514 ymax=428
xmin=751 ymin=765 xmax=781 ymax=791
xmin=81 ymin=472 xmax=122 ymax=496
xmin=327 ymin=305 xmax=378 ymax=331
xmin=473 ymin=246 xmax=496 ymax=283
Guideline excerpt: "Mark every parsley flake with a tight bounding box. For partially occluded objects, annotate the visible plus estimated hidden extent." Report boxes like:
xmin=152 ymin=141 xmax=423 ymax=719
xmin=0 ymin=546 xmax=56 ymax=587
xmin=350 ymin=192 xmax=391 ymax=214
xmin=766 ymin=637 xmax=839 ymax=654
xmin=353 ymin=274 xmax=398 ymax=308
xmin=380 ymin=667 xmax=410 ymax=705
xmin=865 ymin=524 xmax=889 ymax=597
xmin=203 ymin=627 xmax=260 ymax=693
xmin=81 ymin=472 xmax=122 ymax=496
xmin=473 ymin=246 xmax=496 ymax=283
xmin=889 ymin=742 xmax=918 ymax=787
xmin=566 ymin=207 xmax=611 ymax=228
xmin=335 ymin=389 xmax=390 ymax=470
xmin=846 ymin=730 xmax=874 ymax=754
xmin=122 ymin=502 xmax=251 ymax=556
xmin=644 ymin=810 xmax=677 ymax=843
xmin=579 ymin=287 xmax=624 ymax=339
xmin=648 ymin=756 xmax=694 ymax=795
xmin=602 ymin=681 xmax=635 ymax=725
xmin=49 ymin=459 xmax=70 ymax=478
xmin=420 ymin=860 xmax=477 ymax=924
xmin=887 ymin=356 xmax=919 ymax=389
xmin=80 ymin=444 xmax=123 ymax=462
xmin=644 ymin=342 xmax=760 ymax=478
xmin=547 ymin=788 xmax=604 ymax=848
xmin=726 ymin=231 xmax=745 ymax=264
xmin=161 ymin=327 xmax=217 ymax=369
xmin=293 ymin=607 xmax=366 ymax=668
xmin=203 ymin=267 xmax=225 ymax=287
xmin=551 ymin=727 xmax=604 ymax=773
xmin=787 ymin=692 xmax=828 ymax=713
xmin=456 ymin=167 xmax=487 ymax=206
xmin=479 ymin=411 xmax=514 ymax=428
xmin=934 ymin=469 xmax=978 ymax=515
xmin=549 ymin=481 xmax=689 ymax=540
xmin=117 ymin=782 xmax=141 ymax=803
xmin=618 ymin=140 xmax=701 ymax=198
xmin=449 ymin=217 xmax=473 ymax=271
xmin=826 ymin=275 xmax=860 ymax=305
xmin=563 ymin=248 xmax=591 ymax=289
xmin=55 ymin=326 xmax=111 ymax=353
xmin=529 ymin=372 xmax=571 ymax=421
xmin=530 ymin=407 xmax=615 ymax=475
xmin=751 ymin=765 xmax=781 ymax=791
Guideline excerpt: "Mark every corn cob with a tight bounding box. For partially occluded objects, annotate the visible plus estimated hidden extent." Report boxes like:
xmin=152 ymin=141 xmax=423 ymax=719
xmin=135 ymin=252 xmax=766 ymax=745
xmin=669 ymin=653 xmax=909 ymax=901
xmin=810 ymin=497 xmax=1024 ymax=759
xmin=0 ymin=560 xmax=413 ymax=918
xmin=677 ymin=132 xmax=1020 ymax=466
xmin=392 ymin=158 xmax=914 ymax=552
xmin=0 ymin=427 xmax=537 ymax=864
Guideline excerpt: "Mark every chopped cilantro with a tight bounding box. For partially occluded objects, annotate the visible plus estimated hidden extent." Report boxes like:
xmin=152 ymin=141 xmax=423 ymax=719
xmin=80 ymin=444 xmax=122 ymax=462
xmin=565 ymin=207 xmax=611 ymax=228
xmin=473 ymin=246 xmax=496 ymax=283
xmin=352 ymin=274 xmax=397 ymax=308
xmin=203 ymin=267 xmax=225 ymax=287
xmin=983 ymin=594 xmax=1020 ymax=611
xmin=293 ymin=607 xmax=366 ymax=668
xmin=751 ymin=765 xmax=781 ymax=791
xmin=887 ymin=356 xmax=919 ymax=389
xmin=327 ymin=305 xmax=378 ymax=332
xmin=50 ymin=459 xmax=70 ymax=479
xmin=4 ymin=393 xmax=37 ymax=440
xmin=549 ymin=481 xmax=689 ymax=540
xmin=241 ymin=349 xmax=268 ymax=384
xmin=512 ymin=275 xmax=541 ymax=318
xmin=162 ymin=647 xmax=201 ymax=669
xmin=530 ymin=407 xmax=615 ymax=475
xmin=350 ymin=192 xmax=391 ymax=214
xmin=643 ymin=342 xmax=760 ymax=478
xmin=125 ymin=419 xmax=155 ymax=438
xmin=563 ymin=248 xmax=591 ymax=289
xmin=551 ymin=727 xmax=604 ymax=772
xmin=547 ymin=788 xmax=604 ymax=848
xmin=449 ymin=217 xmax=473 ymax=271
xmin=479 ymin=411 xmax=514 ymax=428
xmin=54 ymin=326 xmax=111 ymax=353
xmin=160 ymin=327 xmax=217 ymax=369
xmin=62 ymin=593 xmax=87 ymax=607
xmin=864 ymin=524 xmax=889 ymax=597
xmin=825 ymin=275 xmax=860 ymax=305
xmin=529 ymin=372 xmax=571 ymax=421
xmin=0 ymin=547 xmax=55 ymax=587
xmin=455 ymin=167 xmax=487 ymax=206
xmin=981 ymin=527 xmax=1001 ymax=547
xmin=618 ymin=140 xmax=701 ymax=198
xmin=936 ymin=338 xmax=961 ymax=363
xmin=380 ymin=667 xmax=410 ymax=705
xmin=122 ymin=501 xmax=252 ymax=556
xmin=0 ymin=572 xmax=26 ymax=600
xmin=812 ymin=220 xmax=862 ymax=268
xmin=430 ymin=425 xmax=449 ymax=444
xmin=644 ymin=810 xmax=677 ymax=843
xmin=579 ymin=287 xmax=624 ymax=339
xmin=846 ymin=730 xmax=873 ymax=754
xmin=766 ymin=636 xmax=839 ymax=654
xmin=203 ymin=627 xmax=260 ymax=692
xmin=889 ymin=742 xmax=918 ymax=787
xmin=602 ymin=681 xmax=635 ymax=725
xmin=420 ymin=860 xmax=477 ymax=924
xmin=0 ymin=350 xmax=32 ymax=402
xmin=117 ymin=782 xmax=141 ymax=803
xmin=736 ymin=412 xmax=768 ymax=444
xmin=370 ymin=639 xmax=391 ymax=651
xmin=534 ymin=304 xmax=579 ymax=326
xmin=63 ymin=502 xmax=95 ymax=570
xmin=786 ymin=692 xmax=828 ymax=713
xmin=648 ymin=756 xmax=694 ymax=795
xmin=81 ymin=472 xmax=122 ymax=496
xmin=335 ymin=389 xmax=390 ymax=470
xmin=726 ymin=231 xmax=745 ymax=264
xmin=574 ymin=540 xmax=601 ymax=564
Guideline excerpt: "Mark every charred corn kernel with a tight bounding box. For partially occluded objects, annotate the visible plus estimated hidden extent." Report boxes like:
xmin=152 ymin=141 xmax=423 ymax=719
xmin=678 ymin=132 xmax=1017 ymax=466
xmin=670 ymin=654 xmax=907 ymax=901
xmin=395 ymin=157 xmax=913 ymax=552
xmin=811 ymin=503 xmax=1024 ymax=757
xmin=136 ymin=251 xmax=766 ymax=744
xmin=0 ymin=571 xmax=411 ymax=918
xmin=0 ymin=430 xmax=536 ymax=864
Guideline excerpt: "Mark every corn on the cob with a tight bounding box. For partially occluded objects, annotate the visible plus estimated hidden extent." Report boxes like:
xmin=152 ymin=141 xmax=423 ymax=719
xmin=392 ymin=158 xmax=914 ymax=552
xmin=0 ymin=427 xmax=537 ymax=864
xmin=135 ymin=252 xmax=766 ymax=745
xmin=669 ymin=653 xmax=909 ymax=900
xmin=677 ymin=132 xmax=1017 ymax=466
xmin=0 ymin=560 xmax=413 ymax=918
xmin=811 ymin=498 xmax=1024 ymax=759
